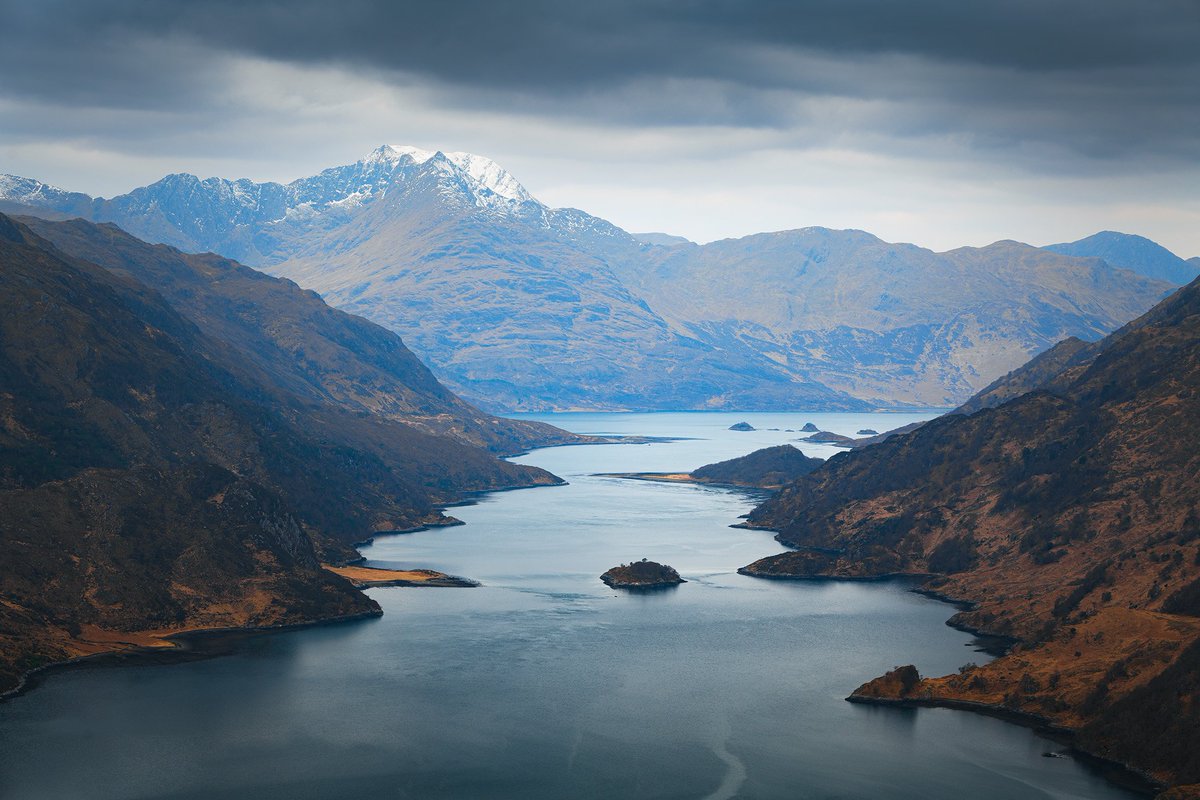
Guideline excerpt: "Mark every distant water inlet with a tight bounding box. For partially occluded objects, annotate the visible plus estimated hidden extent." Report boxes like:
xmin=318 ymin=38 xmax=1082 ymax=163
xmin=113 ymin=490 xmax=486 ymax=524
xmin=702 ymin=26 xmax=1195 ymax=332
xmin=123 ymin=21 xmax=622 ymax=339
xmin=0 ymin=412 xmax=1142 ymax=799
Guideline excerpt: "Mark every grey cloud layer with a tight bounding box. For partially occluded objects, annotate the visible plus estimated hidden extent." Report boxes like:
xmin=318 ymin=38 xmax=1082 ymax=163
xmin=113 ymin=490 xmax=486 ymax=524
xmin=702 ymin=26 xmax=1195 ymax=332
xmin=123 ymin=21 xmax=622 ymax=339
xmin=2 ymin=0 xmax=1198 ymax=165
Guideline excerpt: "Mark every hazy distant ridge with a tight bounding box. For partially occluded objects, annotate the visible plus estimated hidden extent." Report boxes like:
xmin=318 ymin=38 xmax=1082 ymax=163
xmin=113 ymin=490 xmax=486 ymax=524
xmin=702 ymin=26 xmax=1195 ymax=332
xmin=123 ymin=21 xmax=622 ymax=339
xmin=0 ymin=149 xmax=1180 ymax=411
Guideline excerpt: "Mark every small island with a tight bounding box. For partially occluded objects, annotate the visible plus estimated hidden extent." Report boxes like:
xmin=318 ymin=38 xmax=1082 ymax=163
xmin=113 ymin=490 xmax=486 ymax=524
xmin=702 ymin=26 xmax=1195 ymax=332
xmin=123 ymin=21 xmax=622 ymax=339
xmin=601 ymin=559 xmax=686 ymax=589
xmin=728 ymin=421 xmax=755 ymax=431
xmin=802 ymin=430 xmax=855 ymax=444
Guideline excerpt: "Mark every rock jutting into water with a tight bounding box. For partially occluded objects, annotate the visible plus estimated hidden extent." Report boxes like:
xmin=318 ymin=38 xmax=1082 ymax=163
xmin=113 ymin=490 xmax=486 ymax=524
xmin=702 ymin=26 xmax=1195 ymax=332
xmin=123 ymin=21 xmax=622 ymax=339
xmin=728 ymin=421 xmax=755 ymax=431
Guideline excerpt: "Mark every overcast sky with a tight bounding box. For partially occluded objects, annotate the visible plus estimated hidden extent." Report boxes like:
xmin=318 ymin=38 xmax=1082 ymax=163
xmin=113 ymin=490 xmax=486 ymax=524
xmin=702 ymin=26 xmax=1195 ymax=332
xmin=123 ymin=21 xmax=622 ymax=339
xmin=2 ymin=0 xmax=1198 ymax=255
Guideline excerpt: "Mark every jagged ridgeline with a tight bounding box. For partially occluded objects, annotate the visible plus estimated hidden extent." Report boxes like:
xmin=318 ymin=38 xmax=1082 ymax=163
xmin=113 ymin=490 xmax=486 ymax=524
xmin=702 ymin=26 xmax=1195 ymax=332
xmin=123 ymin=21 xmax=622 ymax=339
xmin=740 ymin=273 xmax=1200 ymax=789
xmin=2 ymin=148 xmax=1190 ymax=412
xmin=0 ymin=213 xmax=576 ymax=693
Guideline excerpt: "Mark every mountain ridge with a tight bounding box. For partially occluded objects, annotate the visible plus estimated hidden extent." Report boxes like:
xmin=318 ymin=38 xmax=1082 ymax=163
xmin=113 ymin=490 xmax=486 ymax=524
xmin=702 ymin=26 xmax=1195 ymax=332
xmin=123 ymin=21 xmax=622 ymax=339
xmin=1045 ymin=230 xmax=1199 ymax=286
xmin=0 ymin=149 xmax=1182 ymax=412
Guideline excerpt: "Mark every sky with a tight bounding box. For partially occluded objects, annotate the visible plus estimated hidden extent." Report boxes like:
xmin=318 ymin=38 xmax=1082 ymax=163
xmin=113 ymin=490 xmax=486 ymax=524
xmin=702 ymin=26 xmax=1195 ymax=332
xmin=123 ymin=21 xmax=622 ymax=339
xmin=1 ymin=0 xmax=1198 ymax=255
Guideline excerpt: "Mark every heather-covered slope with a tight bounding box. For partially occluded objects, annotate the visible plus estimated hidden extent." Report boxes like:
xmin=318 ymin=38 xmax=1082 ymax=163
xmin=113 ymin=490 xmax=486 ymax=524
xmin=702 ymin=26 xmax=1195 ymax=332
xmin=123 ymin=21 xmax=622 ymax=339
xmin=951 ymin=336 xmax=1096 ymax=415
xmin=739 ymin=275 xmax=1200 ymax=789
xmin=0 ymin=214 xmax=562 ymax=694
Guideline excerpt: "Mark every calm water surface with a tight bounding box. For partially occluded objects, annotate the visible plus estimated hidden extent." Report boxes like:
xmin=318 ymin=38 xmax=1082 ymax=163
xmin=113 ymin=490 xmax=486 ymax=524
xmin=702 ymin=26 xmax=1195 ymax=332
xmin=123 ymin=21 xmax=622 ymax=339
xmin=0 ymin=412 xmax=1142 ymax=799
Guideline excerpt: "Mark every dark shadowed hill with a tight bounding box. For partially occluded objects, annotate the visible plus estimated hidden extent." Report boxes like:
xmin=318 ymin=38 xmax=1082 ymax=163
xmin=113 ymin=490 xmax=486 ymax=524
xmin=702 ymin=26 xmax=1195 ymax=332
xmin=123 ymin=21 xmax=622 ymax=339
xmin=18 ymin=216 xmax=579 ymax=455
xmin=0 ymin=213 xmax=566 ymax=695
xmin=739 ymin=274 xmax=1200 ymax=789
xmin=691 ymin=444 xmax=825 ymax=489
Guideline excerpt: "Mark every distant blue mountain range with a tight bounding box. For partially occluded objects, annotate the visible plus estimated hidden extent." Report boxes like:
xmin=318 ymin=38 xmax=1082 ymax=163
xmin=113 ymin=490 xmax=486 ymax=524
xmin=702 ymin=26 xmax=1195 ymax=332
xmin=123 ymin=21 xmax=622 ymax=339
xmin=0 ymin=149 xmax=1187 ymax=411
xmin=1044 ymin=230 xmax=1198 ymax=286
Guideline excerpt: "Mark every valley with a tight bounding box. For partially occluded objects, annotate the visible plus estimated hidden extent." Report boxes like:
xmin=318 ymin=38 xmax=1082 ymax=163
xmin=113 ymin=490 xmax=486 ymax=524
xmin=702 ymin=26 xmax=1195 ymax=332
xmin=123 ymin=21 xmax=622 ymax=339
xmin=4 ymin=4 xmax=1198 ymax=799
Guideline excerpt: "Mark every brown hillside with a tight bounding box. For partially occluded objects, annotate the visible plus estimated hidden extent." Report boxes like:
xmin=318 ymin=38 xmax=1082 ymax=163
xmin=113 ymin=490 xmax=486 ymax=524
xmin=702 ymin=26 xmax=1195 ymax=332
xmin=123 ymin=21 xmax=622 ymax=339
xmin=0 ymin=214 xmax=562 ymax=695
xmin=741 ymin=275 xmax=1200 ymax=789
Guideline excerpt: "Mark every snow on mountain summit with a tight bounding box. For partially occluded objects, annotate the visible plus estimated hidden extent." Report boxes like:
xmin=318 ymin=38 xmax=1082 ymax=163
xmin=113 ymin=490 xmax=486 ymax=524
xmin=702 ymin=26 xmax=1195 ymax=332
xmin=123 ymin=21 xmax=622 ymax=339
xmin=368 ymin=145 xmax=535 ymax=204
xmin=0 ymin=144 xmax=564 ymax=265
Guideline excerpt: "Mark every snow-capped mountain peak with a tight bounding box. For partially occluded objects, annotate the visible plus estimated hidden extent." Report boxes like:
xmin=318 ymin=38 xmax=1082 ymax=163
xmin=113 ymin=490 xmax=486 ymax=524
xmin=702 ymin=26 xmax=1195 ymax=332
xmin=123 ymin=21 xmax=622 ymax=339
xmin=0 ymin=174 xmax=88 ymax=207
xmin=365 ymin=145 xmax=535 ymax=205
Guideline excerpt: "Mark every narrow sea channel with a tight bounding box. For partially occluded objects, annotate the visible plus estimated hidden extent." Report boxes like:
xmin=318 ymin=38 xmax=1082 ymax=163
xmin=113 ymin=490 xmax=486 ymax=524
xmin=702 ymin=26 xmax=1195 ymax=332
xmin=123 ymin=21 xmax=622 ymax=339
xmin=0 ymin=412 xmax=1142 ymax=799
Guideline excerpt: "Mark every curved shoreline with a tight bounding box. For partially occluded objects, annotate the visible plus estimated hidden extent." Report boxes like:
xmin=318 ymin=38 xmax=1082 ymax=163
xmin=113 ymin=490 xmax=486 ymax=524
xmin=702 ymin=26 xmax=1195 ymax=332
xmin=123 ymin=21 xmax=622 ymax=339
xmin=2 ymin=424 xmax=1171 ymax=798
xmin=844 ymin=694 xmax=1161 ymax=796
xmin=735 ymin=561 xmax=1168 ymax=794
xmin=0 ymin=472 xmax=565 ymax=703
xmin=597 ymin=471 xmax=776 ymax=494
xmin=0 ymin=608 xmax=383 ymax=704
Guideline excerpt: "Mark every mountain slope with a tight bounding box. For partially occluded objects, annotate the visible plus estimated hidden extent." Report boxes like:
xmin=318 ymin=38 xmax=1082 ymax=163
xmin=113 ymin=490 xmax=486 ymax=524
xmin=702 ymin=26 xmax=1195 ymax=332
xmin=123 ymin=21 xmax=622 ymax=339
xmin=263 ymin=157 xmax=861 ymax=412
xmin=1045 ymin=230 xmax=1199 ymax=286
xmin=624 ymin=231 xmax=1171 ymax=407
xmin=17 ymin=215 xmax=578 ymax=453
xmin=739 ymin=274 xmax=1200 ymax=789
xmin=0 ymin=213 xmax=564 ymax=694
xmin=0 ymin=150 xmax=1176 ymax=411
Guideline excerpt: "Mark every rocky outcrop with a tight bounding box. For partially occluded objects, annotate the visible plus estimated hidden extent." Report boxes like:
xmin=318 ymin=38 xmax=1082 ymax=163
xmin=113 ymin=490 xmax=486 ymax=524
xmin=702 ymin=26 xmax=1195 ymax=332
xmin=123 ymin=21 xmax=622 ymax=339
xmin=848 ymin=665 xmax=922 ymax=701
xmin=604 ymin=444 xmax=825 ymax=492
xmin=601 ymin=560 xmax=685 ymax=589
xmin=728 ymin=421 xmax=755 ymax=431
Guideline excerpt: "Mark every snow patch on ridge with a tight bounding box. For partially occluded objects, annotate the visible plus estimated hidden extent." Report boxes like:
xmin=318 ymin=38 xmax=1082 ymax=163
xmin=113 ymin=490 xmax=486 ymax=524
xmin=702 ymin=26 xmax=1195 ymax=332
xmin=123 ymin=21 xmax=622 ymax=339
xmin=373 ymin=144 xmax=536 ymax=205
xmin=0 ymin=174 xmax=75 ymax=202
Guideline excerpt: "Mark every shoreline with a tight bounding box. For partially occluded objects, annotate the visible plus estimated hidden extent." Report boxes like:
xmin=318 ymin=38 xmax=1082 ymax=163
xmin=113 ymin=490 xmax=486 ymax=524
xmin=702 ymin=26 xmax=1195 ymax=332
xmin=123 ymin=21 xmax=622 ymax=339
xmin=496 ymin=433 xmax=689 ymax=458
xmin=0 ymin=608 xmax=383 ymax=704
xmin=1 ymin=475 xmax=567 ymax=704
xmin=597 ymin=471 xmax=777 ymax=495
xmin=736 ymin=561 xmax=1168 ymax=794
xmin=323 ymin=564 xmax=479 ymax=588
xmin=845 ymin=694 xmax=1161 ymax=796
xmin=3 ymin=419 xmax=1173 ymax=798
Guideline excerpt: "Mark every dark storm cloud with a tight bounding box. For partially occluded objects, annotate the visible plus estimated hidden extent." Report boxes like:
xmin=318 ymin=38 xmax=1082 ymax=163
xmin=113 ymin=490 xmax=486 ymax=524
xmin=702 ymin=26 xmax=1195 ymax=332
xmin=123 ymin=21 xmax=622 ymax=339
xmin=2 ymin=0 xmax=1199 ymax=165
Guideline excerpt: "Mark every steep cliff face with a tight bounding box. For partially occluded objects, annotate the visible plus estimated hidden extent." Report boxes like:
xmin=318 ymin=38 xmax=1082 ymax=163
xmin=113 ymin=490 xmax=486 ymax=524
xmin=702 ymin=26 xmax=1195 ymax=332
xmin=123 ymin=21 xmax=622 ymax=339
xmin=0 ymin=213 xmax=564 ymax=694
xmin=741 ymin=275 xmax=1200 ymax=788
